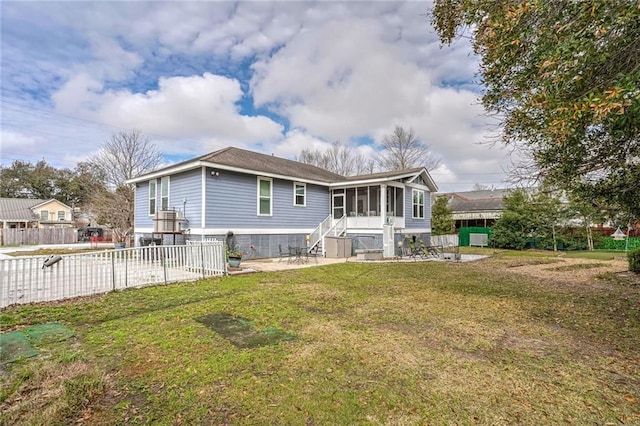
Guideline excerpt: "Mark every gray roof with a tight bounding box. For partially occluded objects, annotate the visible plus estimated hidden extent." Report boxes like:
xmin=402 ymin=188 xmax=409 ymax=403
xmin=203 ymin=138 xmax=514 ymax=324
xmin=197 ymin=147 xmax=346 ymax=183
xmin=0 ymin=198 xmax=46 ymax=221
xmin=131 ymin=147 xmax=437 ymax=190
xmin=342 ymin=167 xmax=424 ymax=181
xmin=443 ymin=189 xmax=512 ymax=213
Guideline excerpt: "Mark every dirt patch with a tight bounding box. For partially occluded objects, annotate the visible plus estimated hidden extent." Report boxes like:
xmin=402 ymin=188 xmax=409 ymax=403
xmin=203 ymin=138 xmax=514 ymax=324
xmin=484 ymin=257 xmax=630 ymax=288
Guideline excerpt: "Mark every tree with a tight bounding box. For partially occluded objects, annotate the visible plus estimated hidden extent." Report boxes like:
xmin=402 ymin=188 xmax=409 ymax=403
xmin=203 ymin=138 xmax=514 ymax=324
xmin=91 ymin=185 xmax=135 ymax=244
xmin=431 ymin=195 xmax=455 ymax=235
xmin=88 ymin=129 xmax=163 ymax=188
xmin=0 ymin=160 xmax=104 ymax=210
xmin=298 ymin=141 xmax=368 ymax=176
xmin=529 ymin=189 xmax=567 ymax=252
xmin=432 ymin=1 xmax=640 ymax=218
xmin=86 ymin=130 xmax=163 ymax=244
xmin=489 ymin=189 xmax=533 ymax=250
xmin=377 ymin=125 xmax=440 ymax=171
xmin=471 ymin=183 xmax=489 ymax=191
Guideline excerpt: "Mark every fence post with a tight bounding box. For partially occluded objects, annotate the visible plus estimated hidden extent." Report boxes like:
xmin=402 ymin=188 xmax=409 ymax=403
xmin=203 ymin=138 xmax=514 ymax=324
xmin=162 ymin=246 xmax=168 ymax=284
xmin=111 ymin=252 xmax=116 ymax=291
xmin=199 ymin=243 xmax=205 ymax=279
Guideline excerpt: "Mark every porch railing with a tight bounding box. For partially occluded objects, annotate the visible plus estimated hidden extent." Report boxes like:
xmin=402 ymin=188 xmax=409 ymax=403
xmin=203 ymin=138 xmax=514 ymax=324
xmin=309 ymin=215 xmax=333 ymax=252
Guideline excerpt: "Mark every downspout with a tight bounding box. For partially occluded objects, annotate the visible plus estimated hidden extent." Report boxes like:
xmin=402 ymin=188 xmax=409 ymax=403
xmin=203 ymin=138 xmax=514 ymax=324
xmin=201 ymin=167 xmax=207 ymax=239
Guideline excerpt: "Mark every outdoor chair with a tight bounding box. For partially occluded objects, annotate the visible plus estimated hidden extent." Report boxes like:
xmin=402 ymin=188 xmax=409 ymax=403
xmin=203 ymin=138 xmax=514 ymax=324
xmin=419 ymin=239 xmax=439 ymax=258
xmin=307 ymin=245 xmax=321 ymax=263
xmin=408 ymin=240 xmax=425 ymax=260
xmin=278 ymin=244 xmax=292 ymax=263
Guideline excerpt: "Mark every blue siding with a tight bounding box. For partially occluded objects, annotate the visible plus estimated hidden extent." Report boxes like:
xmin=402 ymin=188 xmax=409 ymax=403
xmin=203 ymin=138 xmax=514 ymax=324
xmin=205 ymin=170 xmax=330 ymax=229
xmin=169 ymin=169 xmax=203 ymax=228
xmin=134 ymin=181 xmax=154 ymax=228
xmin=134 ymin=169 xmax=203 ymax=229
xmin=404 ymin=187 xmax=432 ymax=230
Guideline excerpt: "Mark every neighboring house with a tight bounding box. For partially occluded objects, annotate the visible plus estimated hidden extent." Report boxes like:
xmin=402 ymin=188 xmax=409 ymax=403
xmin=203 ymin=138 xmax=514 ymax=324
xmin=128 ymin=147 xmax=438 ymax=257
xmin=0 ymin=198 xmax=74 ymax=229
xmin=442 ymin=189 xmax=512 ymax=229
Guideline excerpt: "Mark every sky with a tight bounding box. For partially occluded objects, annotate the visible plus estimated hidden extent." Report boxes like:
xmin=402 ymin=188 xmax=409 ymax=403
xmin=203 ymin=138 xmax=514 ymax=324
xmin=1 ymin=1 xmax=516 ymax=192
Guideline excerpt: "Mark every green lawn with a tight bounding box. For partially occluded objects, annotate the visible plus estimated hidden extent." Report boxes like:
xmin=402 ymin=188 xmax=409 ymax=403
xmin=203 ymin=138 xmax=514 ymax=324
xmin=1 ymin=259 xmax=639 ymax=425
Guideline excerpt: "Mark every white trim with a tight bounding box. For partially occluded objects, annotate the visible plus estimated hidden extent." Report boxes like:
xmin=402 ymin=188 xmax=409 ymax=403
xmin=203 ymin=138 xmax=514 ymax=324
xmin=160 ymin=176 xmax=170 ymax=211
xmin=412 ymin=189 xmax=425 ymax=219
xmin=293 ymin=182 xmax=306 ymax=207
xmin=149 ymin=179 xmax=157 ymax=216
xmin=402 ymin=228 xmax=432 ymax=234
xmin=135 ymin=227 xmax=433 ymax=236
xmin=201 ymin=167 xmax=206 ymax=228
xmin=127 ymin=160 xmax=333 ymax=186
xmin=182 ymin=227 xmax=317 ymax=235
xmin=257 ymin=176 xmax=273 ymax=216
xmin=126 ymin=160 xmax=438 ymax=192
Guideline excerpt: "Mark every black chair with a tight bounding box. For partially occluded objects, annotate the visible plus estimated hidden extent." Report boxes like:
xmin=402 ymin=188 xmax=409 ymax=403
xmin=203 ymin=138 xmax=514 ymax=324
xmin=278 ymin=244 xmax=292 ymax=263
xmin=307 ymin=245 xmax=321 ymax=263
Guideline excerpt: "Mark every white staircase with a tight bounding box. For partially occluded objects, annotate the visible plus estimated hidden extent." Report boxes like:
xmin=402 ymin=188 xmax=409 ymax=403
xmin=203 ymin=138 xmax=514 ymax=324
xmin=308 ymin=215 xmax=347 ymax=256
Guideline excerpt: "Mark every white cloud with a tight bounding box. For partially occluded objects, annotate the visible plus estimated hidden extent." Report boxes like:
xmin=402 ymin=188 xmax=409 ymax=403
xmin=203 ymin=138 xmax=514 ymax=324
xmin=251 ymin=19 xmax=434 ymax=141
xmin=1 ymin=1 xmax=511 ymax=191
xmin=52 ymin=72 xmax=284 ymax=148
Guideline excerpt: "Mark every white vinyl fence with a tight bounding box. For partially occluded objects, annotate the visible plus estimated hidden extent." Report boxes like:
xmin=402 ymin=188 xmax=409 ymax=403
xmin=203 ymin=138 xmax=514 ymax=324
xmin=431 ymin=234 xmax=459 ymax=248
xmin=0 ymin=242 xmax=226 ymax=308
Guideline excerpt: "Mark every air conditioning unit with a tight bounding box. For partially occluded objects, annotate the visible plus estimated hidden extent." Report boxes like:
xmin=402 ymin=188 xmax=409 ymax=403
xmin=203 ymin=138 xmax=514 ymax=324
xmin=155 ymin=210 xmax=179 ymax=232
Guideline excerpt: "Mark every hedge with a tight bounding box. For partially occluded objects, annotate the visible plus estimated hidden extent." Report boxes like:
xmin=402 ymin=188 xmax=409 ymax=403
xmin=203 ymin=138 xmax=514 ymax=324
xmin=596 ymin=237 xmax=640 ymax=251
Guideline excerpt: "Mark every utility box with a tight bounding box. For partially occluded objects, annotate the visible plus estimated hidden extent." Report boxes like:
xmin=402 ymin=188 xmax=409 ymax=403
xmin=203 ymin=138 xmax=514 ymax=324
xmin=325 ymin=237 xmax=352 ymax=258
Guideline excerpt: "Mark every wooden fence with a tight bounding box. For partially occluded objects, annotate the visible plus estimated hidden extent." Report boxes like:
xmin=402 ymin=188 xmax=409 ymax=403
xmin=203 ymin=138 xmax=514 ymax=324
xmin=0 ymin=242 xmax=226 ymax=308
xmin=0 ymin=228 xmax=78 ymax=246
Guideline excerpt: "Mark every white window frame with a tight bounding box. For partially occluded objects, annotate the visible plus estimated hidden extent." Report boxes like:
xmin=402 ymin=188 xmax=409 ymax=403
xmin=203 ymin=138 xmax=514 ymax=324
xmin=160 ymin=177 xmax=170 ymax=211
xmin=40 ymin=210 xmax=49 ymax=221
xmin=149 ymin=179 xmax=157 ymax=215
xmin=257 ymin=177 xmax=273 ymax=216
xmin=57 ymin=211 xmax=65 ymax=221
xmin=412 ymin=189 xmax=425 ymax=219
xmin=293 ymin=182 xmax=306 ymax=207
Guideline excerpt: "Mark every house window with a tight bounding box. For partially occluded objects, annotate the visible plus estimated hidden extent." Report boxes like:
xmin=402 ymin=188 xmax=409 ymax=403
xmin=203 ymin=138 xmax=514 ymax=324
xmin=412 ymin=189 xmax=425 ymax=219
xmin=294 ymin=182 xmax=306 ymax=207
xmin=149 ymin=180 xmax=157 ymax=215
xmin=258 ymin=177 xmax=272 ymax=216
xmin=57 ymin=211 xmax=65 ymax=221
xmin=160 ymin=177 xmax=169 ymax=211
xmin=40 ymin=210 xmax=49 ymax=221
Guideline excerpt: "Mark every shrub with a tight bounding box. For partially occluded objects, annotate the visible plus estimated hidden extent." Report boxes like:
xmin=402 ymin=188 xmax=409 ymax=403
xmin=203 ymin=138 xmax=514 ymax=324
xmin=629 ymin=248 xmax=640 ymax=274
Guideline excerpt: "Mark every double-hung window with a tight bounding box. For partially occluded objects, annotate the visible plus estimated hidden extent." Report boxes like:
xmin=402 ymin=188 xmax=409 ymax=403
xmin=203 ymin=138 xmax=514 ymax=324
xmin=57 ymin=211 xmax=65 ymax=221
xmin=294 ymin=182 xmax=306 ymax=207
xmin=258 ymin=177 xmax=272 ymax=216
xmin=149 ymin=180 xmax=157 ymax=215
xmin=40 ymin=210 xmax=49 ymax=221
xmin=412 ymin=189 xmax=425 ymax=219
xmin=160 ymin=177 xmax=169 ymax=211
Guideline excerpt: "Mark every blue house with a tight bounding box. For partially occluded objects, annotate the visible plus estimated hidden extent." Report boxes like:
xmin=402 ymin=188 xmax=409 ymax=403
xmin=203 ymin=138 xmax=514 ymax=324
xmin=128 ymin=147 xmax=438 ymax=258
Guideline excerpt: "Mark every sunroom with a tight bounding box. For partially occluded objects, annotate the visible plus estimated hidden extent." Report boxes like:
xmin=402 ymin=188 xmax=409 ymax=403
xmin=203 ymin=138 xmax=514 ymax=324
xmin=330 ymin=183 xmax=406 ymax=230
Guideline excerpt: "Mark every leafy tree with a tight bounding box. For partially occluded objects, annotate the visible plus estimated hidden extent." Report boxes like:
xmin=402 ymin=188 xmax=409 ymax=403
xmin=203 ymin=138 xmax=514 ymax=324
xmin=86 ymin=130 xmax=163 ymax=244
xmin=377 ymin=125 xmax=440 ymax=171
xmin=432 ymin=1 xmax=640 ymax=218
xmin=489 ymin=189 xmax=532 ymax=250
xmin=431 ymin=195 xmax=455 ymax=235
xmin=529 ymin=190 xmax=568 ymax=251
xmin=0 ymin=160 xmax=104 ymax=212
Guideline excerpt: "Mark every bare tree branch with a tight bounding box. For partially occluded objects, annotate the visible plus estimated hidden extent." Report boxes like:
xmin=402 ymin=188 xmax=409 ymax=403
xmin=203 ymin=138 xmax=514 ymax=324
xmin=377 ymin=125 xmax=441 ymax=171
